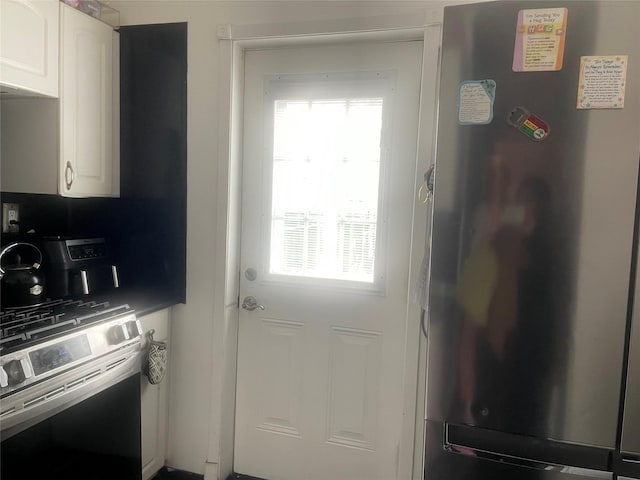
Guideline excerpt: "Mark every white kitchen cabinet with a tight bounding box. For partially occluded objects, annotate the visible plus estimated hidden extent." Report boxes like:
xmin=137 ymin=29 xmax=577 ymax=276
xmin=0 ymin=0 xmax=59 ymax=97
xmin=59 ymin=3 xmax=119 ymax=197
xmin=139 ymin=308 xmax=171 ymax=480
xmin=0 ymin=3 xmax=119 ymax=197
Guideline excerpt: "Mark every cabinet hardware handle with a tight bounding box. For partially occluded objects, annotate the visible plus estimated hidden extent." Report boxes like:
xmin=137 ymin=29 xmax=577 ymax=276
xmin=65 ymin=162 xmax=75 ymax=190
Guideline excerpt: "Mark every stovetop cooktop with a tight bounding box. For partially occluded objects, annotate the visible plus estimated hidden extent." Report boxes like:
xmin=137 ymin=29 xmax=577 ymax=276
xmin=0 ymin=299 xmax=133 ymax=356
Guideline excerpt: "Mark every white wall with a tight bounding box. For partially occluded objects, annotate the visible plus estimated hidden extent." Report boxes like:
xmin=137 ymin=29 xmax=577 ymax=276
xmin=109 ymin=1 xmax=461 ymax=477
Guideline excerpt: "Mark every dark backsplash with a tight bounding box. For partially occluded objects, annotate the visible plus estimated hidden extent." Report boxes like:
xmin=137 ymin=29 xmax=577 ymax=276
xmin=0 ymin=192 xmax=70 ymax=237
xmin=0 ymin=192 xmax=184 ymax=300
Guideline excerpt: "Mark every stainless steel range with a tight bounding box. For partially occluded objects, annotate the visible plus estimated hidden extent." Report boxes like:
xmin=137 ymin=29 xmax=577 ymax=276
xmin=0 ymin=299 xmax=143 ymax=479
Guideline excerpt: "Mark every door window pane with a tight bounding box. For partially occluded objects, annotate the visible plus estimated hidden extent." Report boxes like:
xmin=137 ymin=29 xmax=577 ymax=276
xmin=270 ymin=97 xmax=383 ymax=283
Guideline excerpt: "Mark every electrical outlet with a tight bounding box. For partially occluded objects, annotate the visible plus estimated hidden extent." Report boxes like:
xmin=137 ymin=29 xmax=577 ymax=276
xmin=2 ymin=203 xmax=20 ymax=233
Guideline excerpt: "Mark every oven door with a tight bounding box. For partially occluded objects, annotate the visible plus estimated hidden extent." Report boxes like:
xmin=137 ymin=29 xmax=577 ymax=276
xmin=1 ymin=355 xmax=142 ymax=480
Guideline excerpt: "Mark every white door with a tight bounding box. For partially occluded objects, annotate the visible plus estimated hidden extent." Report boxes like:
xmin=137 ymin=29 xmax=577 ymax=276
xmin=235 ymin=40 xmax=423 ymax=480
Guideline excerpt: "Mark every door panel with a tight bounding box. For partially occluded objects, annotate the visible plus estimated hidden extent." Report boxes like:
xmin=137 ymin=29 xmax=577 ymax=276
xmin=235 ymin=40 xmax=423 ymax=480
xmin=255 ymin=317 xmax=304 ymax=437
xmin=326 ymin=326 xmax=381 ymax=451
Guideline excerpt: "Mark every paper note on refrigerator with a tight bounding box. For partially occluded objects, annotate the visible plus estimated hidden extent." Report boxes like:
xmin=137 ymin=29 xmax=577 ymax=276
xmin=577 ymin=55 xmax=628 ymax=109
xmin=513 ymin=8 xmax=568 ymax=72
xmin=457 ymin=80 xmax=496 ymax=125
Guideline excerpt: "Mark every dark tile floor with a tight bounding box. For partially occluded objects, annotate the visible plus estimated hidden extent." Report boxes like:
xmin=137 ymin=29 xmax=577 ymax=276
xmin=151 ymin=467 xmax=265 ymax=480
xmin=152 ymin=467 xmax=204 ymax=480
xmin=226 ymin=474 xmax=266 ymax=480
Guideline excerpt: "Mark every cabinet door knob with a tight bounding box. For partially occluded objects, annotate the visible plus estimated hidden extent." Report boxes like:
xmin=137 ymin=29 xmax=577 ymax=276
xmin=65 ymin=161 xmax=75 ymax=190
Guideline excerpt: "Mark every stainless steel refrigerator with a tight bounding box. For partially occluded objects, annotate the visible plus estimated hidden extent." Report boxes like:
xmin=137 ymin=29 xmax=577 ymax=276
xmin=425 ymin=1 xmax=640 ymax=479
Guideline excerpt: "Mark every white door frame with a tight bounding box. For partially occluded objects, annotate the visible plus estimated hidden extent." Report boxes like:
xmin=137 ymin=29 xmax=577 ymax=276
xmin=209 ymin=11 xmax=443 ymax=480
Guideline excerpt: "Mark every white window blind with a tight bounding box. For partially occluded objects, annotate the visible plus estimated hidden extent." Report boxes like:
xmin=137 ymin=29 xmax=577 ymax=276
xmin=270 ymin=96 xmax=383 ymax=284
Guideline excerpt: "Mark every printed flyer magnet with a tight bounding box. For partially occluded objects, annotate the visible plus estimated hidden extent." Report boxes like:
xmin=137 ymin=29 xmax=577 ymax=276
xmin=507 ymin=106 xmax=550 ymax=141
xmin=577 ymin=55 xmax=628 ymax=109
xmin=513 ymin=8 xmax=568 ymax=72
xmin=457 ymin=80 xmax=496 ymax=125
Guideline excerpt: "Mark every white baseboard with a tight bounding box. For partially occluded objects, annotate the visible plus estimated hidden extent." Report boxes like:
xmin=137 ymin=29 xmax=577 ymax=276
xmin=204 ymin=462 xmax=219 ymax=480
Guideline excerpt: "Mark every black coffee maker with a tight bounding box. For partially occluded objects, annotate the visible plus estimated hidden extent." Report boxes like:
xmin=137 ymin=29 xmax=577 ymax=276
xmin=40 ymin=237 xmax=120 ymax=298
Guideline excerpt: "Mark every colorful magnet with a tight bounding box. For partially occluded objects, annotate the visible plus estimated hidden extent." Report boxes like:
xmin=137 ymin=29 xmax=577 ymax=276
xmin=507 ymin=106 xmax=550 ymax=141
xmin=513 ymin=8 xmax=568 ymax=72
xmin=457 ymin=79 xmax=497 ymax=125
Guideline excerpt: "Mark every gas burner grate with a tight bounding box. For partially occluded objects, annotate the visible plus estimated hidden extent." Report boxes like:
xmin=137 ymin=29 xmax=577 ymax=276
xmin=0 ymin=333 xmax=27 ymax=350
xmin=1 ymin=300 xmax=111 ymax=324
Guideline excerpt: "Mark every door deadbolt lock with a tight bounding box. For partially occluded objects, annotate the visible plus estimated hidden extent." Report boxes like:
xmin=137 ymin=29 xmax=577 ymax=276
xmin=241 ymin=296 xmax=264 ymax=311
xmin=244 ymin=268 xmax=257 ymax=281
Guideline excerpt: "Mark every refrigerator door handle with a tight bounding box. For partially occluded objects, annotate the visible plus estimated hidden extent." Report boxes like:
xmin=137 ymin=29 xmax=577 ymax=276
xmin=621 ymin=454 xmax=640 ymax=464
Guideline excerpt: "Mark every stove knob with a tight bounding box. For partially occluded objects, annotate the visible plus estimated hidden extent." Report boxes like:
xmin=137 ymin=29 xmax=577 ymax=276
xmin=108 ymin=324 xmax=129 ymax=344
xmin=0 ymin=366 xmax=8 ymax=388
xmin=3 ymin=358 xmax=32 ymax=386
xmin=124 ymin=320 xmax=142 ymax=339
xmin=20 ymin=358 xmax=33 ymax=379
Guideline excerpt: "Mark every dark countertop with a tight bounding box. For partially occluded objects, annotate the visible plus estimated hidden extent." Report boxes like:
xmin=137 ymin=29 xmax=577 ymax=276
xmin=87 ymin=287 xmax=182 ymax=318
xmin=0 ymin=286 xmax=181 ymax=317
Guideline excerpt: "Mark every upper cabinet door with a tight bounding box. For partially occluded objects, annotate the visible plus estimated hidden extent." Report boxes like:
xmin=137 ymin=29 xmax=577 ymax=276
xmin=59 ymin=3 xmax=117 ymax=197
xmin=0 ymin=0 xmax=59 ymax=97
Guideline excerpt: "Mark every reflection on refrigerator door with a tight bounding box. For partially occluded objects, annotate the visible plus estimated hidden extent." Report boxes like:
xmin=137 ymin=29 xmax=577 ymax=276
xmin=425 ymin=1 xmax=640 ymax=479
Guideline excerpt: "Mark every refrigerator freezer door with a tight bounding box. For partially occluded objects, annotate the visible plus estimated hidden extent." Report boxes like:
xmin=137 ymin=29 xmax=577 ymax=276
xmin=427 ymin=0 xmax=640 ymax=448
xmin=444 ymin=423 xmax=611 ymax=472
xmin=425 ymin=421 xmax=613 ymax=480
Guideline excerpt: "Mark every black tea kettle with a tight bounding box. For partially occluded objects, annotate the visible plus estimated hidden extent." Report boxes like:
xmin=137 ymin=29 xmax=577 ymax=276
xmin=0 ymin=242 xmax=46 ymax=307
